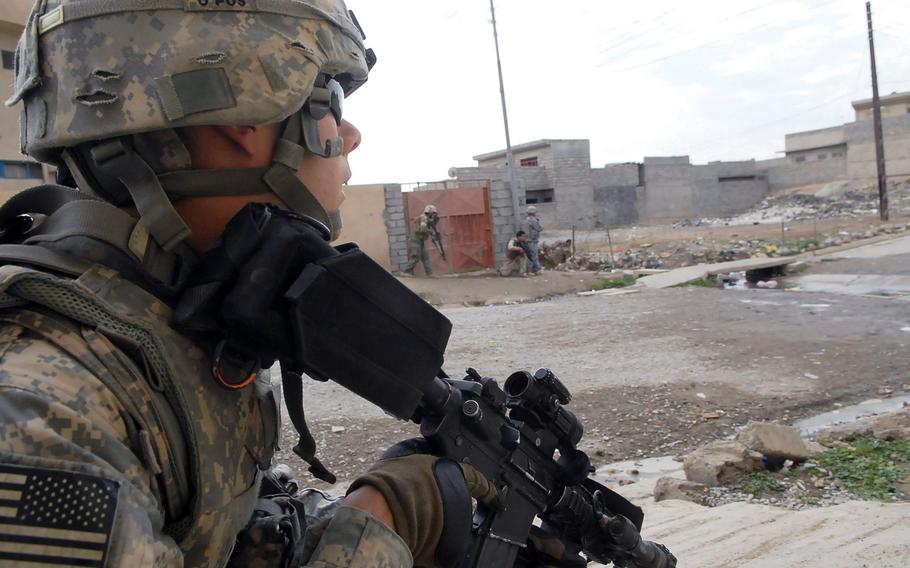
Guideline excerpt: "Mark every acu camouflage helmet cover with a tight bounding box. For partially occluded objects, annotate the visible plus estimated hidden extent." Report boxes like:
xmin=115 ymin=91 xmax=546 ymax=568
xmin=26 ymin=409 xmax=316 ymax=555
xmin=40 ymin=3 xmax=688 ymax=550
xmin=8 ymin=0 xmax=373 ymax=164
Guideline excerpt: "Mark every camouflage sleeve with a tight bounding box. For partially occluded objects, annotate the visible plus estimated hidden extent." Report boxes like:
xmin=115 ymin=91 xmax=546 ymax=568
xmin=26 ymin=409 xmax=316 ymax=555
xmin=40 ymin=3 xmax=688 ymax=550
xmin=0 ymin=326 xmax=183 ymax=566
xmin=304 ymin=506 xmax=412 ymax=568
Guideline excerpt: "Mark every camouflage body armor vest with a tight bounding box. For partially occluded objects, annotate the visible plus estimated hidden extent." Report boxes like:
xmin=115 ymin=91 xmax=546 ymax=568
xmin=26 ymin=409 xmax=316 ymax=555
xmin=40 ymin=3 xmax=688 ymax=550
xmin=0 ymin=185 xmax=279 ymax=567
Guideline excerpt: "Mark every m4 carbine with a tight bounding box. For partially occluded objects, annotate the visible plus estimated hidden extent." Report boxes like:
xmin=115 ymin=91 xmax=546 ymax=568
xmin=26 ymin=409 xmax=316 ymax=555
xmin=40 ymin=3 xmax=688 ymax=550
xmin=279 ymin=239 xmax=668 ymax=567
xmin=175 ymin=207 xmax=671 ymax=567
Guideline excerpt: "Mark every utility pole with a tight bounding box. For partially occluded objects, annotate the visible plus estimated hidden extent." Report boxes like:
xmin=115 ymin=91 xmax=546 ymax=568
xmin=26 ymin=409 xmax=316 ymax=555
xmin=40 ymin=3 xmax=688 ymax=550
xmin=866 ymin=1 xmax=889 ymax=221
xmin=489 ymin=0 xmax=522 ymax=231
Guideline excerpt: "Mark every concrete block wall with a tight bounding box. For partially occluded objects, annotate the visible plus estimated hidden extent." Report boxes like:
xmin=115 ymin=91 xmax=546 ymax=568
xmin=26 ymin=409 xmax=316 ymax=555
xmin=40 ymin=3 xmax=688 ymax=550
xmin=640 ymin=156 xmax=695 ymax=221
xmin=844 ymin=114 xmax=910 ymax=179
xmin=549 ymin=140 xmax=597 ymax=229
xmin=691 ymin=161 xmax=769 ymax=216
xmin=383 ymin=184 xmax=409 ymax=271
xmin=490 ymin=179 xmax=524 ymax=266
xmin=593 ymin=186 xmax=638 ymax=226
xmin=592 ymin=163 xmax=641 ymax=226
xmin=638 ymin=157 xmax=770 ymax=221
xmin=758 ymin=156 xmax=848 ymax=191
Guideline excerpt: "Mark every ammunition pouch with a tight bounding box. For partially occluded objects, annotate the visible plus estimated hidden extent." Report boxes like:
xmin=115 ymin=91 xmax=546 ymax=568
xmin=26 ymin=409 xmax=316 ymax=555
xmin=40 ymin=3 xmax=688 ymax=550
xmin=174 ymin=203 xmax=452 ymax=482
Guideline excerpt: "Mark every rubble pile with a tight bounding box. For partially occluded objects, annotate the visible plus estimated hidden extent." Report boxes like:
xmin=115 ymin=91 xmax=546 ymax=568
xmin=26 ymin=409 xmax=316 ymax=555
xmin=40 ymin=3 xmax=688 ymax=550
xmin=678 ymin=178 xmax=910 ymax=228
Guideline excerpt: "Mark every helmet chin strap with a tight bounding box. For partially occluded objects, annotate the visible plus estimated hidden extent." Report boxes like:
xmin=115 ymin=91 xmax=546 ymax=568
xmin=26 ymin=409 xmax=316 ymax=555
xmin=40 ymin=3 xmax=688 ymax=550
xmin=72 ymin=107 xmax=345 ymax=252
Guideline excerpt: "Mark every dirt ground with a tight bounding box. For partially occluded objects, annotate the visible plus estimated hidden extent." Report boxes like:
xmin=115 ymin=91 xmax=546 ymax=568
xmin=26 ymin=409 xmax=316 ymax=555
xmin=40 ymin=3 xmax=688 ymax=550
xmin=276 ymin=247 xmax=910 ymax=490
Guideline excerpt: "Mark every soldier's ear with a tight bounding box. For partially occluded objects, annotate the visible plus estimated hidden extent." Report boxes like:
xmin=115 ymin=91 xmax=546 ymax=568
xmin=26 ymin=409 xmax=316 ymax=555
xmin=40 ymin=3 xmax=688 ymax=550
xmin=215 ymin=126 xmax=261 ymax=157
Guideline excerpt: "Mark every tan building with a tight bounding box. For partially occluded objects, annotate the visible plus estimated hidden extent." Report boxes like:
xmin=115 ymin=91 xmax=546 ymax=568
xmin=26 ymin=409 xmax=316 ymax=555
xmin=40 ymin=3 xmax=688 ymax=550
xmin=337 ymin=184 xmax=392 ymax=269
xmin=0 ymin=2 xmax=50 ymax=203
xmin=853 ymin=91 xmax=910 ymax=122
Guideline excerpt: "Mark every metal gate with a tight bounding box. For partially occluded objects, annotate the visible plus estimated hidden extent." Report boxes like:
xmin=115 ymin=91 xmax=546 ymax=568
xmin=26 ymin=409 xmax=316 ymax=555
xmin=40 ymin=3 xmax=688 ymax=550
xmin=403 ymin=185 xmax=493 ymax=275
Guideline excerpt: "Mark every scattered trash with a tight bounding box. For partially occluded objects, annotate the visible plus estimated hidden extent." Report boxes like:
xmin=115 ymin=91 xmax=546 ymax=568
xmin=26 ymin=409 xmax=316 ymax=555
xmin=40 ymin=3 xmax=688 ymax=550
xmin=702 ymin=411 xmax=724 ymax=420
xmin=784 ymin=287 xmax=802 ymax=292
xmin=878 ymin=387 xmax=893 ymax=397
xmin=331 ymin=426 xmax=346 ymax=433
xmin=756 ymin=280 xmax=779 ymax=289
xmin=804 ymin=373 xmax=820 ymax=380
xmin=696 ymin=393 xmax=707 ymax=400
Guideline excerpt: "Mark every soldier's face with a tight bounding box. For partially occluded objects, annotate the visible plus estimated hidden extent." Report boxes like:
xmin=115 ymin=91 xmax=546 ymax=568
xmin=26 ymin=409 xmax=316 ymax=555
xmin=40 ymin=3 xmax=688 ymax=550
xmin=295 ymin=116 xmax=362 ymax=215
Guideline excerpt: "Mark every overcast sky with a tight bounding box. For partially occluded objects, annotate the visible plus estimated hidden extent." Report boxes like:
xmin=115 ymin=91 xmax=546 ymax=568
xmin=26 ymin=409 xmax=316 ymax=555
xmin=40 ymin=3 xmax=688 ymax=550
xmin=343 ymin=0 xmax=910 ymax=185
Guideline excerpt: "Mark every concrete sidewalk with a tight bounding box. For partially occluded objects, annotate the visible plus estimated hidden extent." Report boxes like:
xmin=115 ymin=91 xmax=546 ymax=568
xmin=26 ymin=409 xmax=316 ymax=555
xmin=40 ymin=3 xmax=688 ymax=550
xmin=595 ymin=467 xmax=910 ymax=568
xmin=637 ymin=233 xmax=910 ymax=289
xmin=636 ymin=257 xmax=797 ymax=289
xmin=638 ymin=499 xmax=910 ymax=567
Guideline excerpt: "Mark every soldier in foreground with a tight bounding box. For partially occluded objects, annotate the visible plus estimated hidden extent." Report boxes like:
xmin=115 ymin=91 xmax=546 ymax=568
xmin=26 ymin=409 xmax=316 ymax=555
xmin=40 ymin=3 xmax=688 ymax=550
xmin=0 ymin=1 xmax=494 ymax=565
xmin=0 ymin=1 xmax=674 ymax=566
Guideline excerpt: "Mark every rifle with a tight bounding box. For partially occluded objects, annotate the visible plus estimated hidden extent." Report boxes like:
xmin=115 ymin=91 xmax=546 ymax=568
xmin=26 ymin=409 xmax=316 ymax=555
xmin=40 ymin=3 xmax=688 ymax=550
xmin=175 ymin=206 xmax=670 ymax=567
xmin=428 ymin=217 xmax=447 ymax=261
xmin=280 ymin=241 xmax=670 ymax=567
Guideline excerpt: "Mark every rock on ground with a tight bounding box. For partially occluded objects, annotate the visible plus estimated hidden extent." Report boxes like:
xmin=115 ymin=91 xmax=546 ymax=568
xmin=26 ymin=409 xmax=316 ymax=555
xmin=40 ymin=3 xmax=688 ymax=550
xmin=871 ymin=408 xmax=910 ymax=441
xmin=735 ymin=421 xmax=812 ymax=461
xmin=653 ymin=477 xmax=708 ymax=504
xmin=683 ymin=440 xmax=764 ymax=486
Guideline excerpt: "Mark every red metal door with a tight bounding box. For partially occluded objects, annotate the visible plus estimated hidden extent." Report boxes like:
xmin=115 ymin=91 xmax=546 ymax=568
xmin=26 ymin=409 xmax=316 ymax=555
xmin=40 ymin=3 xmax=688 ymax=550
xmin=403 ymin=186 xmax=493 ymax=275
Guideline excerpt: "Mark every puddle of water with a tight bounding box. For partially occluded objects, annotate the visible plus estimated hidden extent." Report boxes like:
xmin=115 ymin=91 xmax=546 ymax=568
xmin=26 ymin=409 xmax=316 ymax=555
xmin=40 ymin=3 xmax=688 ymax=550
xmin=594 ymin=455 xmax=683 ymax=486
xmin=793 ymin=395 xmax=910 ymax=436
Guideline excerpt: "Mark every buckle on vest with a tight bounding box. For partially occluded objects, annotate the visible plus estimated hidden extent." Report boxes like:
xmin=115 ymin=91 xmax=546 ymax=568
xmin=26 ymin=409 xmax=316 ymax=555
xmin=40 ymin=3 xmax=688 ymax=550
xmin=211 ymin=338 xmax=258 ymax=390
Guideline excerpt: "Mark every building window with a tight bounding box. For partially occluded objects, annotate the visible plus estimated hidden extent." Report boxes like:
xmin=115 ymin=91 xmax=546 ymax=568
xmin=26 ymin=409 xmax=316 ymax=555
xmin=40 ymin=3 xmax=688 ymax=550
xmin=718 ymin=175 xmax=756 ymax=182
xmin=0 ymin=161 xmax=43 ymax=179
xmin=525 ymin=188 xmax=554 ymax=204
xmin=794 ymin=156 xmax=806 ymax=163
xmin=519 ymin=157 xmax=538 ymax=167
xmin=831 ymin=151 xmax=844 ymax=158
xmin=817 ymin=153 xmax=827 ymax=160
xmin=1 ymin=50 xmax=14 ymax=71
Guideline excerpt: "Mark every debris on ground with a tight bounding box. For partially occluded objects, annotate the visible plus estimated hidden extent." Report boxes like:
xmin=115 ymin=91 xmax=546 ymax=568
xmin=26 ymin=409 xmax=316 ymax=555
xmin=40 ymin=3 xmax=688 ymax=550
xmin=542 ymin=223 xmax=908 ymax=272
xmin=675 ymin=178 xmax=910 ymax=227
xmin=658 ymin=412 xmax=910 ymax=509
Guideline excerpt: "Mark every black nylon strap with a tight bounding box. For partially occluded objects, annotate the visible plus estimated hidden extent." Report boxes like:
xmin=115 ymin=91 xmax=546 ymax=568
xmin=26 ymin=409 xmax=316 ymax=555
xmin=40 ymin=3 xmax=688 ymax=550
xmin=280 ymin=367 xmax=336 ymax=484
xmin=433 ymin=459 xmax=472 ymax=568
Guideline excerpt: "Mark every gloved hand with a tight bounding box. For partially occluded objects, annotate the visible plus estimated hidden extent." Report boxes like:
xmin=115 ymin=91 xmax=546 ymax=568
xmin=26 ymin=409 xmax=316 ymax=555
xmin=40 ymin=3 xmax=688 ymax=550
xmin=347 ymin=439 xmax=497 ymax=568
xmin=583 ymin=510 xmax=677 ymax=568
xmin=514 ymin=525 xmax=586 ymax=568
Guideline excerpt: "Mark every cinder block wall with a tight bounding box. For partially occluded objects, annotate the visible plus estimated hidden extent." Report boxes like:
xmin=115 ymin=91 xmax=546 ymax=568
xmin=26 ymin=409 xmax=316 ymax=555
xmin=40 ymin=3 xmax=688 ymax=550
xmin=758 ymin=156 xmax=848 ymax=191
xmin=639 ymin=156 xmax=695 ymax=221
xmin=383 ymin=184 xmax=409 ymax=271
xmin=549 ymin=140 xmax=597 ymax=229
xmin=592 ymin=163 xmax=641 ymax=226
xmin=845 ymin=114 xmax=910 ymax=179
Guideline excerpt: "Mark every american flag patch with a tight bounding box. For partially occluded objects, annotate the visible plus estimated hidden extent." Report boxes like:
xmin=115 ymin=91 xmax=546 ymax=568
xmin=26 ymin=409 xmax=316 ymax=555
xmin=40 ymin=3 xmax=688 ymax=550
xmin=0 ymin=464 xmax=119 ymax=567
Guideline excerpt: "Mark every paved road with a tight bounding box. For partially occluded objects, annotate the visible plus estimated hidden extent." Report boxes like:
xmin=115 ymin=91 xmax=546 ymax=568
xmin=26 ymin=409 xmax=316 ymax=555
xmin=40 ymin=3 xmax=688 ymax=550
xmin=794 ymin=235 xmax=910 ymax=296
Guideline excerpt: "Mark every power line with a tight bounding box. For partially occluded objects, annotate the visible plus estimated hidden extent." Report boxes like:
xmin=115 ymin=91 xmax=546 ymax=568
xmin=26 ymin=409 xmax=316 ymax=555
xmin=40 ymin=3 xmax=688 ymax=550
xmin=599 ymin=0 xmax=791 ymax=67
xmin=600 ymin=0 xmax=845 ymax=73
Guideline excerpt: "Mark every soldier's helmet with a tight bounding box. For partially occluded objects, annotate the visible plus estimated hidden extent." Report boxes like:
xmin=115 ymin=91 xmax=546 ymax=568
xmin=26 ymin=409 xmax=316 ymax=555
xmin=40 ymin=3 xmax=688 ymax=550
xmin=424 ymin=205 xmax=438 ymax=215
xmin=8 ymin=0 xmax=375 ymax=249
xmin=527 ymin=205 xmax=537 ymax=215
